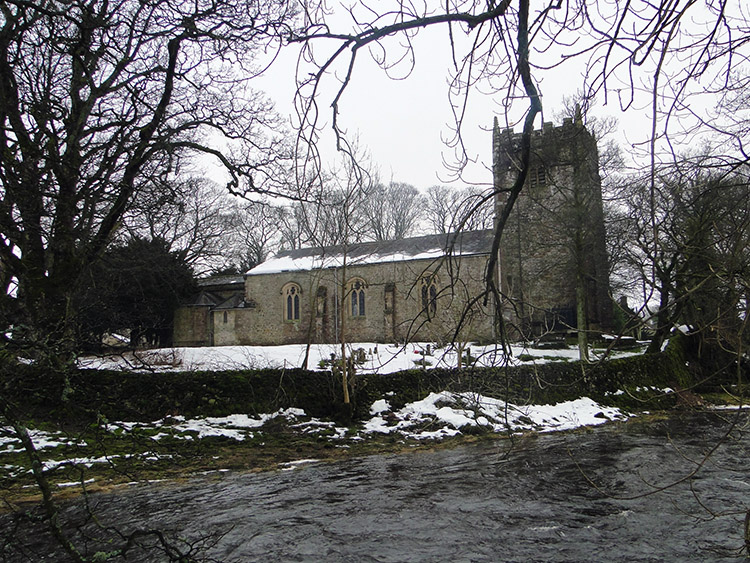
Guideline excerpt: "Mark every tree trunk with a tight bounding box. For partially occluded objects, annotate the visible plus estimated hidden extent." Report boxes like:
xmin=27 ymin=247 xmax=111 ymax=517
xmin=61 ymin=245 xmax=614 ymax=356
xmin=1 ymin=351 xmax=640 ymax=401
xmin=576 ymin=269 xmax=590 ymax=362
xmin=646 ymin=282 xmax=672 ymax=354
xmin=339 ymin=261 xmax=350 ymax=405
xmin=18 ymin=269 xmax=80 ymax=369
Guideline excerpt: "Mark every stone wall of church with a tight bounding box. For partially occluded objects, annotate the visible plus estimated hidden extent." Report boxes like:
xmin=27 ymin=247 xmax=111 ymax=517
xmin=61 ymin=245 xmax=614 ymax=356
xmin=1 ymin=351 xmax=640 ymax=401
xmin=173 ymin=305 xmax=213 ymax=347
xmin=225 ymin=254 xmax=495 ymax=346
xmin=212 ymin=309 xmax=239 ymax=346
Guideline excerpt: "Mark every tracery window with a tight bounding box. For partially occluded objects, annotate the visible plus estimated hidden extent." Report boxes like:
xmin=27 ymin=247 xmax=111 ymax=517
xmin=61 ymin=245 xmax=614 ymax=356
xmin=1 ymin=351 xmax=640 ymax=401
xmin=420 ymin=275 xmax=438 ymax=317
xmin=349 ymin=278 xmax=367 ymax=317
xmin=283 ymin=283 xmax=301 ymax=321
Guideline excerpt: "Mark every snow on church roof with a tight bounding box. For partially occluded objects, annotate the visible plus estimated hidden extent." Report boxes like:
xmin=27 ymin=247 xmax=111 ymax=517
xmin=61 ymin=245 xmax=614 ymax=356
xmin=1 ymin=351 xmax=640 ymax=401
xmin=247 ymin=230 xmax=495 ymax=276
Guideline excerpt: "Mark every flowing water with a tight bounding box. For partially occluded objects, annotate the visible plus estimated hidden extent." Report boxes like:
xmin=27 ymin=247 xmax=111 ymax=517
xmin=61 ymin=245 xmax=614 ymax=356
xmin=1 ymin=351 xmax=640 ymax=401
xmin=3 ymin=410 xmax=748 ymax=562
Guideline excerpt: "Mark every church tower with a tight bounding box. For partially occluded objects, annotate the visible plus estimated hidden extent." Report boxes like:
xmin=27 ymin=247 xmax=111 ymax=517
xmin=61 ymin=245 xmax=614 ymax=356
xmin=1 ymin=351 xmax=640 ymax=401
xmin=492 ymin=111 xmax=613 ymax=339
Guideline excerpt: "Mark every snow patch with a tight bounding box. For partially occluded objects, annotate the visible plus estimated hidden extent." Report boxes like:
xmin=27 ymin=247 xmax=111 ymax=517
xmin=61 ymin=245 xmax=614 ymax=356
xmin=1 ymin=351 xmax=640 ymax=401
xmin=79 ymin=341 xmax=644 ymax=374
xmin=362 ymin=392 xmax=628 ymax=439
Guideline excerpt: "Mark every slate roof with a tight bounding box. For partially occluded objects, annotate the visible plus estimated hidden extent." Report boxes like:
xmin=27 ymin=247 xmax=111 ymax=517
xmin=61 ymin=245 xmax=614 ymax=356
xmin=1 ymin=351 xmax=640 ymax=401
xmin=213 ymin=293 xmax=248 ymax=310
xmin=196 ymin=274 xmax=245 ymax=289
xmin=247 ymin=229 xmax=495 ymax=275
xmin=183 ymin=291 xmax=224 ymax=307
xmin=184 ymin=276 xmax=245 ymax=308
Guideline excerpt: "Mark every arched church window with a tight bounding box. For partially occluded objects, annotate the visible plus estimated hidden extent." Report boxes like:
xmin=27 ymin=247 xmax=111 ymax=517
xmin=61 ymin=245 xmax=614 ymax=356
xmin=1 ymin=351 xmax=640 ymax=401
xmin=420 ymin=275 xmax=438 ymax=317
xmin=349 ymin=278 xmax=367 ymax=317
xmin=282 ymin=283 xmax=301 ymax=321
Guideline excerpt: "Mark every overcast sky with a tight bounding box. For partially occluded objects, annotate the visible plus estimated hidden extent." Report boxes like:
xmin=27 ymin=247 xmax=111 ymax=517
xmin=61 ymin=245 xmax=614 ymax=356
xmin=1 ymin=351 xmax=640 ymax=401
xmin=245 ymin=5 xmax=741 ymax=193
xmin=253 ymin=26 xmax=591 ymax=192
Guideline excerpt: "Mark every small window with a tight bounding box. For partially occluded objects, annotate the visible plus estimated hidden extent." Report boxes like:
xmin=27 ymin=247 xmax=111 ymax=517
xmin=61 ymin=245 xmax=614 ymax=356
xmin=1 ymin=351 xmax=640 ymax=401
xmin=384 ymin=283 xmax=395 ymax=314
xmin=528 ymin=167 xmax=547 ymax=189
xmin=349 ymin=278 xmax=367 ymax=317
xmin=283 ymin=283 xmax=301 ymax=321
xmin=223 ymin=311 xmax=228 ymax=324
xmin=420 ymin=276 xmax=438 ymax=317
xmin=316 ymin=286 xmax=327 ymax=318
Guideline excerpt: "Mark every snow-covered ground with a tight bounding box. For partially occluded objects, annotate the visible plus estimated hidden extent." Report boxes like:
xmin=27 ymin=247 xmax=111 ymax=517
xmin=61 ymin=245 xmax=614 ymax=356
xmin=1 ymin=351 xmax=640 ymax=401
xmin=78 ymin=341 xmax=640 ymax=373
xmin=1 ymin=391 xmax=629 ymax=480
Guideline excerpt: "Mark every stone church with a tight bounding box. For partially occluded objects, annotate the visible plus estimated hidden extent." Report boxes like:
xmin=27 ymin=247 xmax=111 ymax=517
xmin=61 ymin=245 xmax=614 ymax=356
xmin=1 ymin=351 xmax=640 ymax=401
xmin=173 ymin=114 xmax=613 ymax=347
xmin=174 ymin=230 xmax=498 ymax=347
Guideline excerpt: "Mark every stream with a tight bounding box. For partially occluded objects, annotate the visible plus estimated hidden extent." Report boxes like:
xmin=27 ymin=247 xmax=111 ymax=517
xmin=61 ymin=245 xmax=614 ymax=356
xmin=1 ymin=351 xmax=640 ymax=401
xmin=2 ymin=409 xmax=748 ymax=562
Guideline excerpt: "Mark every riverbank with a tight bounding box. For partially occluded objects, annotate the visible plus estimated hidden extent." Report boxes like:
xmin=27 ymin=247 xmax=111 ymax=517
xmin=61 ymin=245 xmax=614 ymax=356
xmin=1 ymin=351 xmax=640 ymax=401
xmin=2 ymin=337 xmax=744 ymax=509
xmin=3 ymin=408 xmax=747 ymax=562
xmin=1 ymin=391 xmax=741 ymax=510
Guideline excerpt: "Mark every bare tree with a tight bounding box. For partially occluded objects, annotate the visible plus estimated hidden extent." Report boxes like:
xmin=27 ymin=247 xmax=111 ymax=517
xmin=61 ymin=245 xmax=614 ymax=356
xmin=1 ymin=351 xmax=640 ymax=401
xmin=226 ymin=201 xmax=286 ymax=272
xmin=122 ymin=177 xmax=287 ymax=275
xmin=122 ymin=178 xmax=240 ymax=275
xmin=617 ymin=157 xmax=750 ymax=356
xmin=0 ymin=0 xmax=296 ymax=363
xmin=292 ymin=185 xmax=368 ymax=248
xmin=0 ymin=2 xmax=297 ymax=559
xmin=364 ymin=181 xmax=424 ymax=241
xmin=424 ymin=185 xmax=493 ymax=234
xmin=425 ymin=186 xmax=459 ymax=234
xmin=278 ymin=204 xmax=310 ymax=252
xmin=291 ymin=149 xmax=377 ymax=249
xmin=308 ymin=153 xmax=378 ymax=403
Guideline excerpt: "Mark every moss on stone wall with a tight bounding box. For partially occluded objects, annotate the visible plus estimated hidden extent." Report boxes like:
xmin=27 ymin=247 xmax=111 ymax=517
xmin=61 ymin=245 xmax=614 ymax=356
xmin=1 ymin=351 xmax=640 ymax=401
xmin=2 ymin=347 xmax=741 ymax=426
